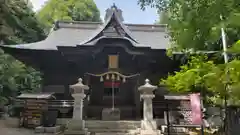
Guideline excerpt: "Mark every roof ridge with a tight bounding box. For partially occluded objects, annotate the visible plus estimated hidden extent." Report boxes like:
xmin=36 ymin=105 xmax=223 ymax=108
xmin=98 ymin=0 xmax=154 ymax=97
xmin=78 ymin=8 xmax=139 ymax=45
xmin=53 ymin=21 xmax=167 ymax=33
xmin=54 ymin=20 xmax=167 ymax=28
xmin=56 ymin=20 xmax=102 ymax=24
xmin=125 ymin=23 xmax=167 ymax=27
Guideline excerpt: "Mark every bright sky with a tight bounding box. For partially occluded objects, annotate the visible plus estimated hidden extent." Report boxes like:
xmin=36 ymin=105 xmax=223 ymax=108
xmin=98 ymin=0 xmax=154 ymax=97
xmin=30 ymin=0 xmax=158 ymax=24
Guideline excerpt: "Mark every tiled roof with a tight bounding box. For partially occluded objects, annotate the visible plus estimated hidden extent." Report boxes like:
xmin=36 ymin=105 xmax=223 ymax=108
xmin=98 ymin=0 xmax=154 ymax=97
xmin=17 ymin=93 xmax=55 ymax=99
xmin=5 ymin=21 xmax=169 ymax=50
xmin=1 ymin=5 xmax=170 ymax=50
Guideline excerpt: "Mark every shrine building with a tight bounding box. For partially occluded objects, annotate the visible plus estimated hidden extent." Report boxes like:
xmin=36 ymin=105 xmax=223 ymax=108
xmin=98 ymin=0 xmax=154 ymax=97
xmin=1 ymin=5 xmax=184 ymax=121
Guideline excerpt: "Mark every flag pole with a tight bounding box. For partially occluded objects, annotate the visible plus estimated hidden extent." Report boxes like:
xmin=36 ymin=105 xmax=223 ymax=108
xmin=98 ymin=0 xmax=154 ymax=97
xmin=220 ymin=15 xmax=229 ymax=135
xmin=112 ymin=78 xmax=115 ymax=110
xmin=220 ymin=15 xmax=229 ymax=63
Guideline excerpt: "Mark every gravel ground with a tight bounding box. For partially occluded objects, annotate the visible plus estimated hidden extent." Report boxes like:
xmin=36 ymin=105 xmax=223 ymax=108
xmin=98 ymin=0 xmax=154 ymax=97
xmin=0 ymin=119 xmax=59 ymax=135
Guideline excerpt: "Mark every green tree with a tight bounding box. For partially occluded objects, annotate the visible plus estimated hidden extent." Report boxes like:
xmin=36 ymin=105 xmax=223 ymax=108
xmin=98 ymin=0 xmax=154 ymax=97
xmin=37 ymin=0 xmax=101 ymax=30
xmin=138 ymin=0 xmax=240 ymax=105
xmin=0 ymin=0 xmax=45 ymax=44
xmin=138 ymin=0 xmax=240 ymax=51
xmin=158 ymin=11 xmax=169 ymax=24
xmin=204 ymin=40 xmax=240 ymax=105
xmin=161 ymin=53 xmax=240 ymax=106
xmin=0 ymin=50 xmax=42 ymax=104
xmin=161 ymin=55 xmax=216 ymax=94
xmin=0 ymin=0 xmax=44 ymax=105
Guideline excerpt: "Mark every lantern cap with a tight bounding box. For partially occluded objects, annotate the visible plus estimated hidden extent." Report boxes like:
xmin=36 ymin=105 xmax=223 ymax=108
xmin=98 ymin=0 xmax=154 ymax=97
xmin=78 ymin=78 xmax=83 ymax=83
xmin=145 ymin=79 xmax=150 ymax=84
xmin=70 ymin=78 xmax=89 ymax=91
xmin=138 ymin=78 xmax=157 ymax=92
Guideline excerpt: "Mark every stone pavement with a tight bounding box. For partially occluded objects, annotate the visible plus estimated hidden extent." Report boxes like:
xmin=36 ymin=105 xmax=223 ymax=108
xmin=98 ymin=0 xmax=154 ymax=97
xmin=0 ymin=120 xmax=59 ymax=135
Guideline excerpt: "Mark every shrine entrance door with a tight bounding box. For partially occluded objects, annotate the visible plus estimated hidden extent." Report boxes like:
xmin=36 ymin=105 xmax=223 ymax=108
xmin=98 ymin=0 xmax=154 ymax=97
xmin=85 ymin=72 xmax=140 ymax=120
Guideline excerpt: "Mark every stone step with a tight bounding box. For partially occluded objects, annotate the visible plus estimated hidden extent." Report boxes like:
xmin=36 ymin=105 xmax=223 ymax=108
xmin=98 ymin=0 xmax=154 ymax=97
xmin=85 ymin=120 xmax=141 ymax=135
xmin=86 ymin=120 xmax=141 ymax=125
xmin=161 ymin=126 xmax=188 ymax=134
xmin=87 ymin=125 xmax=139 ymax=129
xmin=86 ymin=120 xmax=141 ymax=129
xmin=88 ymin=128 xmax=137 ymax=133
xmin=94 ymin=133 xmax=138 ymax=135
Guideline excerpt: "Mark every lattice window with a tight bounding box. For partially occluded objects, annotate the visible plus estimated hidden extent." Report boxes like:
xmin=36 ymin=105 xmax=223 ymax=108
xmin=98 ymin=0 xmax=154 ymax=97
xmin=178 ymin=100 xmax=192 ymax=124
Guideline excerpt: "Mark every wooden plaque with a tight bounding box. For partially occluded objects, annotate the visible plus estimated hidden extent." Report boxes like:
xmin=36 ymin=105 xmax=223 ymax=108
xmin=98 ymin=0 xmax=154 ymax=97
xmin=108 ymin=55 xmax=119 ymax=69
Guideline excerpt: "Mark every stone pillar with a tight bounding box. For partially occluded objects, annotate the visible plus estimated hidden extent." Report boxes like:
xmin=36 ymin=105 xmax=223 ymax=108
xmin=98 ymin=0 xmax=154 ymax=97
xmin=72 ymin=93 xmax=85 ymax=120
xmin=65 ymin=78 xmax=89 ymax=135
xmin=141 ymin=94 xmax=155 ymax=121
xmin=138 ymin=79 xmax=161 ymax=135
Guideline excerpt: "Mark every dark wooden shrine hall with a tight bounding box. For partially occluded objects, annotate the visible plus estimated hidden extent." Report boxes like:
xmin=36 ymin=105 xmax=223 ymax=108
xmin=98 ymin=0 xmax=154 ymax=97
xmin=1 ymin=5 xmax=182 ymax=120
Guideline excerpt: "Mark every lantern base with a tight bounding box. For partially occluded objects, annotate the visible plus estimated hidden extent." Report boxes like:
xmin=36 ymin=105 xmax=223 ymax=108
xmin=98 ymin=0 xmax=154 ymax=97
xmin=65 ymin=120 xmax=88 ymax=135
xmin=141 ymin=120 xmax=157 ymax=130
xmin=139 ymin=129 xmax=161 ymax=135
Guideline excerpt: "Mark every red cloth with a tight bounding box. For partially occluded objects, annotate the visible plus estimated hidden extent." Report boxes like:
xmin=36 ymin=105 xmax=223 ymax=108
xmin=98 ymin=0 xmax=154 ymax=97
xmin=104 ymin=81 xmax=120 ymax=87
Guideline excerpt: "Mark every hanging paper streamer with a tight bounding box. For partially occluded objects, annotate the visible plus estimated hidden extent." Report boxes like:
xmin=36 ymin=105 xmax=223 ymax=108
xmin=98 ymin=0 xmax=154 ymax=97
xmin=106 ymin=74 xmax=109 ymax=80
xmin=122 ymin=77 xmax=126 ymax=83
xmin=111 ymin=74 xmax=115 ymax=80
xmin=117 ymin=75 xmax=120 ymax=81
xmin=100 ymin=76 xmax=104 ymax=82
xmin=85 ymin=71 xmax=140 ymax=83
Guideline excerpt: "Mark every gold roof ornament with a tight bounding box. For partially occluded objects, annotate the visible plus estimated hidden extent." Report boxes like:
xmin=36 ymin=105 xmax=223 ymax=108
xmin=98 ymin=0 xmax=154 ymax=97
xmin=112 ymin=3 xmax=117 ymax=10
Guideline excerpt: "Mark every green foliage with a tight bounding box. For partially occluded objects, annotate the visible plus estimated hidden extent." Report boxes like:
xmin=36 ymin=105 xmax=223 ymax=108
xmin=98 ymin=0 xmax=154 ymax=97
xmin=138 ymin=0 xmax=240 ymax=51
xmin=228 ymin=40 xmax=240 ymax=53
xmin=37 ymin=0 xmax=101 ymax=30
xmin=139 ymin=0 xmax=240 ymax=106
xmin=0 ymin=50 xmax=42 ymax=105
xmin=161 ymin=53 xmax=240 ymax=106
xmin=203 ymin=59 xmax=240 ymax=105
xmin=0 ymin=0 xmax=44 ymax=105
xmin=158 ymin=11 xmax=169 ymax=24
xmin=0 ymin=0 xmax=46 ymax=44
xmin=161 ymin=55 xmax=216 ymax=93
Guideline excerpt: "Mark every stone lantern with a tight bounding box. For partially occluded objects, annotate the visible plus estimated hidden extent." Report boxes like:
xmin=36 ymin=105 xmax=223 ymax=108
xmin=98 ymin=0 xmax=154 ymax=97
xmin=65 ymin=78 xmax=89 ymax=135
xmin=70 ymin=78 xmax=89 ymax=121
xmin=138 ymin=79 xmax=160 ymax=135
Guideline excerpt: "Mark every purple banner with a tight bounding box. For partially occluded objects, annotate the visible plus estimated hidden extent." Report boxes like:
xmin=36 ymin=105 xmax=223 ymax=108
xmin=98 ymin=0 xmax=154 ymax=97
xmin=190 ymin=93 xmax=202 ymax=125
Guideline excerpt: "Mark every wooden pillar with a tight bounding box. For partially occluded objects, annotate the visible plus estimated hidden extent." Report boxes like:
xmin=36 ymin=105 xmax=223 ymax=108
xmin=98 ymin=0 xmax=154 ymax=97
xmin=83 ymin=75 xmax=89 ymax=119
xmin=64 ymin=84 xmax=71 ymax=99
xmin=134 ymin=76 xmax=141 ymax=119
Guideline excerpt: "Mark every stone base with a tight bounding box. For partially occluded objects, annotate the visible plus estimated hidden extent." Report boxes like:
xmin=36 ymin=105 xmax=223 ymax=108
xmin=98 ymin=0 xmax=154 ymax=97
xmin=64 ymin=129 xmax=89 ymax=135
xmin=65 ymin=120 xmax=88 ymax=135
xmin=35 ymin=125 xmax=63 ymax=134
xmin=35 ymin=126 xmax=45 ymax=133
xmin=45 ymin=125 xmax=63 ymax=133
xmin=140 ymin=129 xmax=161 ymax=135
xmin=67 ymin=120 xmax=85 ymax=130
xmin=102 ymin=108 xmax=120 ymax=120
xmin=141 ymin=120 xmax=157 ymax=130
